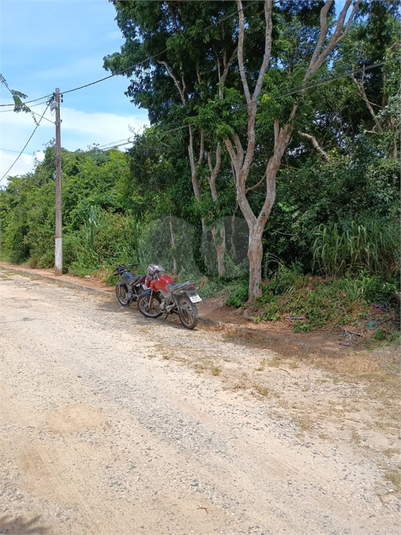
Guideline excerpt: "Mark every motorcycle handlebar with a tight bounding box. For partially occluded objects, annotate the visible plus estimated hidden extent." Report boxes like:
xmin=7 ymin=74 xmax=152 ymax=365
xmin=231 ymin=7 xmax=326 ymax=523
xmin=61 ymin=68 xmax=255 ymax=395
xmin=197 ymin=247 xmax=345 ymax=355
xmin=113 ymin=263 xmax=139 ymax=275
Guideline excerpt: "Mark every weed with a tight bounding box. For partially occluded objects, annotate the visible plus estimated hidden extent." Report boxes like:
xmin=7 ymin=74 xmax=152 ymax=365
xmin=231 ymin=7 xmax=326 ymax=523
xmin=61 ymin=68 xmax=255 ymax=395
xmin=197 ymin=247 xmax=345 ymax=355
xmin=211 ymin=367 xmax=221 ymax=376
xmin=296 ymin=416 xmax=313 ymax=432
xmin=351 ymin=429 xmax=361 ymax=444
xmin=267 ymin=357 xmax=283 ymax=367
xmin=312 ymin=220 xmax=400 ymax=277
xmin=294 ymin=322 xmax=311 ymax=333
xmin=226 ymin=280 xmax=249 ymax=308
xmin=374 ymin=330 xmax=387 ymax=341
xmin=384 ymin=469 xmax=401 ymax=489
xmin=383 ymin=448 xmax=401 ymax=458
xmin=253 ymin=384 xmax=273 ymax=397
xmin=233 ymin=383 xmax=247 ymax=391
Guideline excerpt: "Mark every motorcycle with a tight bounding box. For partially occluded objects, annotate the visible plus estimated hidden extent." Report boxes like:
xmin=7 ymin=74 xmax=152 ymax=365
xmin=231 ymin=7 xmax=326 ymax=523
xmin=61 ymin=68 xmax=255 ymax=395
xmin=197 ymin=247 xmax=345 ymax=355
xmin=137 ymin=263 xmax=202 ymax=329
xmin=112 ymin=263 xmax=147 ymax=307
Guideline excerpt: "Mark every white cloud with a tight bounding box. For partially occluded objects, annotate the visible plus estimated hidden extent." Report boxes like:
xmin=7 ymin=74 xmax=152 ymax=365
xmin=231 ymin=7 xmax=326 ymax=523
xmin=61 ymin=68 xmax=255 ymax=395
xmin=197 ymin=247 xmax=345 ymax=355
xmin=0 ymin=151 xmax=37 ymax=184
xmin=0 ymin=104 xmax=148 ymax=184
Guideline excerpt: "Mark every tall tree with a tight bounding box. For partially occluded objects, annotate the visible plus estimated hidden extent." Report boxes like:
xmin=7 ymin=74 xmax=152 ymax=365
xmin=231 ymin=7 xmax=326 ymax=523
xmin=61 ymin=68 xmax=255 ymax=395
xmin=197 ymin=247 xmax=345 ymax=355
xmin=218 ymin=0 xmax=363 ymax=298
xmin=104 ymin=0 xmax=241 ymax=277
xmin=104 ymin=0 xmax=398 ymax=298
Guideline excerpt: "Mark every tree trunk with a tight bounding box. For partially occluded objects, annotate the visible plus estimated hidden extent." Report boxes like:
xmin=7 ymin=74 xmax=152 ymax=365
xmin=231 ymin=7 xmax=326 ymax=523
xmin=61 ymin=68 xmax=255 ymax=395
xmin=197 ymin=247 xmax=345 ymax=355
xmin=207 ymin=144 xmax=226 ymax=277
xmin=169 ymin=215 xmax=177 ymax=274
xmin=248 ymin=223 xmax=264 ymax=299
xmin=211 ymin=224 xmax=226 ymax=278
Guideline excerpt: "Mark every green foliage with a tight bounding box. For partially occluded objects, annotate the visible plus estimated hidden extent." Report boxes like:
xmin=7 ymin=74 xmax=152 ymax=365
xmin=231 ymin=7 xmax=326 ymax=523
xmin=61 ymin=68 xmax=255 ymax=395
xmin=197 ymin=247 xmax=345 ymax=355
xmin=255 ymin=269 xmax=399 ymax=331
xmin=1 ymin=1 xmax=399 ymax=333
xmin=226 ymin=279 xmax=249 ymax=308
xmin=312 ymin=219 xmax=400 ymax=277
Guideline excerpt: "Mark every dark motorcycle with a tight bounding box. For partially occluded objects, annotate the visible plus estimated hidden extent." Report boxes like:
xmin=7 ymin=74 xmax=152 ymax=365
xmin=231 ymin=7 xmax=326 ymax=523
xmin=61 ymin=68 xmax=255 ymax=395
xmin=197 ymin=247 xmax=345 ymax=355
xmin=137 ymin=263 xmax=202 ymax=329
xmin=112 ymin=263 xmax=147 ymax=307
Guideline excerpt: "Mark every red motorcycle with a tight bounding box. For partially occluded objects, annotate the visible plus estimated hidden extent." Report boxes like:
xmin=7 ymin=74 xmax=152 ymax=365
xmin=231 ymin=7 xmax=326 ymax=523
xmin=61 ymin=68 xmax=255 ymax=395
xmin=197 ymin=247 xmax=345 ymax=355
xmin=137 ymin=264 xmax=202 ymax=329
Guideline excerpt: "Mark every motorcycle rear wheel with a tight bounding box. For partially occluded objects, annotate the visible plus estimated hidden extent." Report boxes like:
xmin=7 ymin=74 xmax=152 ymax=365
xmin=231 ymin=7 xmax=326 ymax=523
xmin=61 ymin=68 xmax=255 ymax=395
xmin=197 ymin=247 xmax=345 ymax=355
xmin=116 ymin=283 xmax=130 ymax=307
xmin=137 ymin=292 xmax=163 ymax=318
xmin=178 ymin=296 xmax=198 ymax=329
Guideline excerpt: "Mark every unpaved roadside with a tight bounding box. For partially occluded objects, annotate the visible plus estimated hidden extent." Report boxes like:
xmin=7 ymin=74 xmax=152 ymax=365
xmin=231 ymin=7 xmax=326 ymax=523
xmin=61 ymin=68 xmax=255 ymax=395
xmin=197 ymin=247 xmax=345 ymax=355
xmin=0 ymin=271 xmax=399 ymax=535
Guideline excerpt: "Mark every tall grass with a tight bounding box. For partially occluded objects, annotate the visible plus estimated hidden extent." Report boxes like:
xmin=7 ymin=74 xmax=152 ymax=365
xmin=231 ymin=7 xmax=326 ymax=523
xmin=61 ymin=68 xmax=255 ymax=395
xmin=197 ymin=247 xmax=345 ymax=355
xmin=312 ymin=219 xmax=400 ymax=277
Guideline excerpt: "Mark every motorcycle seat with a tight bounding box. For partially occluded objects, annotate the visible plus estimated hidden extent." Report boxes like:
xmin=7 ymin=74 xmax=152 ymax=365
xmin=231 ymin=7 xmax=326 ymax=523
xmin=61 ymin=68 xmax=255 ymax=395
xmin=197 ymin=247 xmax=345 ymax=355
xmin=167 ymin=281 xmax=195 ymax=292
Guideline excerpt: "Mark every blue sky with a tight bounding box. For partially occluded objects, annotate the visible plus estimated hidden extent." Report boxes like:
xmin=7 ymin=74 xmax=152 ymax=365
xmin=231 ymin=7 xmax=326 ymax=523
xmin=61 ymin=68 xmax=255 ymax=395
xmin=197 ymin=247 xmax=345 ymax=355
xmin=0 ymin=0 xmax=149 ymax=183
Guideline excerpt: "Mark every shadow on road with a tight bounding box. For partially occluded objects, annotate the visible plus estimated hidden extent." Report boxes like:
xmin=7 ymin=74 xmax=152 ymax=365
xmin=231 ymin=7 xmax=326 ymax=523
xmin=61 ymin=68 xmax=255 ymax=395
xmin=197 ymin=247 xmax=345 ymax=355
xmin=0 ymin=514 xmax=50 ymax=535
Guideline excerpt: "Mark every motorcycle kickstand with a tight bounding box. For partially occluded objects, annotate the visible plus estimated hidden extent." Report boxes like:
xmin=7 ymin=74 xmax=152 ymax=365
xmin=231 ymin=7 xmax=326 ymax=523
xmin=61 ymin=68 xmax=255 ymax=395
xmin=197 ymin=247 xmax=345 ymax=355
xmin=161 ymin=311 xmax=170 ymax=325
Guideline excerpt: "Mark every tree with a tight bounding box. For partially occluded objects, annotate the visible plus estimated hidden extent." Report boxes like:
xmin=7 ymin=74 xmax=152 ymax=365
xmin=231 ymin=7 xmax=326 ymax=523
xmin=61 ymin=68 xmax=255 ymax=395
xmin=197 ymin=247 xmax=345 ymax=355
xmin=104 ymin=0 xmax=398 ymax=298
xmin=214 ymin=0 xmax=363 ymax=298
xmin=104 ymin=0 xmax=241 ymax=277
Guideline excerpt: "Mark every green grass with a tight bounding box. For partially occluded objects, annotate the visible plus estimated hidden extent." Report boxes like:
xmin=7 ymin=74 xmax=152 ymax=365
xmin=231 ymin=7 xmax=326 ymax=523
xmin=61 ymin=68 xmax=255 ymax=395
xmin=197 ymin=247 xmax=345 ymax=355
xmin=312 ymin=219 xmax=400 ymax=277
xmin=255 ymin=268 xmax=400 ymax=332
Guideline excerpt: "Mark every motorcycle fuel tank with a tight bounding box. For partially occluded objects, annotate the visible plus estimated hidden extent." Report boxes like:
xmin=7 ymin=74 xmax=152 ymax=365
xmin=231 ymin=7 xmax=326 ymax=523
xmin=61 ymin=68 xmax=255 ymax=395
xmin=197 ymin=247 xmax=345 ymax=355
xmin=151 ymin=274 xmax=173 ymax=293
xmin=120 ymin=271 xmax=137 ymax=284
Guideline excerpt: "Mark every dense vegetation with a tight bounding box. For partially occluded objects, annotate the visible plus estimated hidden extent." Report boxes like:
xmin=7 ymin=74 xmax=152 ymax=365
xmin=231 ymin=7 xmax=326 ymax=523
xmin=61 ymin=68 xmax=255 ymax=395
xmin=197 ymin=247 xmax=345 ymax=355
xmin=0 ymin=1 xmax=399 ymax=331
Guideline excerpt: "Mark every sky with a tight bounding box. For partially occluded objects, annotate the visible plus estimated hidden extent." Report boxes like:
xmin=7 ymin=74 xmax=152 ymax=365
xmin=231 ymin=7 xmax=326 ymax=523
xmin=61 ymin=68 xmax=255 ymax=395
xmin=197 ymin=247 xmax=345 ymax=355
xmin=0 ymin=0 xmax=149 ymax=184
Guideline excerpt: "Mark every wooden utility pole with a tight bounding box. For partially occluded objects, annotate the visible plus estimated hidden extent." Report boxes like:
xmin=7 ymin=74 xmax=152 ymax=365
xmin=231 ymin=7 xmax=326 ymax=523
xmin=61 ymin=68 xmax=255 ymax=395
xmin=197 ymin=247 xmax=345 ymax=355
xmin=54 ymin=88 xmax=62 ymax=275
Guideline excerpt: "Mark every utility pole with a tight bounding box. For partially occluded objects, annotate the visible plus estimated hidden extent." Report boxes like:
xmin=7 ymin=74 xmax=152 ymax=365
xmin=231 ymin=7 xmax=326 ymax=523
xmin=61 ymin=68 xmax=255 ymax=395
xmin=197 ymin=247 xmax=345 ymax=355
xmin=54 ymin=88 xmax=62 ymax=276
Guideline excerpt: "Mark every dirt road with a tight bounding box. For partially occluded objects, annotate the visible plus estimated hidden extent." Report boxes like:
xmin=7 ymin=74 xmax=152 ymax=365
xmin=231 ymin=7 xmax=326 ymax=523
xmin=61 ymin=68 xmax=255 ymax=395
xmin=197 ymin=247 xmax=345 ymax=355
xmin=0 ymin=271 xmax=399 ymax=534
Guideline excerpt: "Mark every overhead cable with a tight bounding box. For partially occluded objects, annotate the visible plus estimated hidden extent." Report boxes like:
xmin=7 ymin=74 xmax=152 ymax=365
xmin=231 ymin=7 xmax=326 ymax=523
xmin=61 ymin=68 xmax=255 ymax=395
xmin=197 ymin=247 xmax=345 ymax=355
xmin=0 ymin=1 xmax=255 ymax=106
xmin=0 ymin=101 xmax=51 ymax=183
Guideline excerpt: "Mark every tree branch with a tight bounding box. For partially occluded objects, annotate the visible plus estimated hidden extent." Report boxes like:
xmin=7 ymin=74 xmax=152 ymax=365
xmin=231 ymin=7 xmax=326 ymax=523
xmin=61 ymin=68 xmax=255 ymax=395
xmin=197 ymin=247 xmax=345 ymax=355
xmin=305 ymin=0 xmax=362 ymax=83
xmin=236 ymin=0 xmax=252 ymax=104
xmin=351 ymin=71 xmax=383 ymax=132
xmin=245 ymin=172 xmax=266 ymax=194
xmin=157 ymin=61 xmax=186 ymax=105
xmin=299 ymin=132 xmax=330 ymax=161
xmin=253 ymin=0 xmax=273 ymax=100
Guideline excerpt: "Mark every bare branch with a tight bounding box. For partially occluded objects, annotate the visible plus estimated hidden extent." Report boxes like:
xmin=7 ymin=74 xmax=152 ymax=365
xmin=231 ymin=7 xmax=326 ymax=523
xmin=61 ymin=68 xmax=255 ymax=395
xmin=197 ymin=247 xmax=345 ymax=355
xmin=198 ymin=130 xmax=205 ymax=167
xmin=253 ymin=0 xmax=273 ymax=100
xmin=351 ymin=71 xmax=383 ymax=132
xmin=157 ymin=61 xmax=186 ymax=105
xmin=299 ymin=132 xmax=330 ymax=161
xmin=245 ymin=172 xmax=266 ymax=194
xmin=207 ymin=143 xmax=222 ymax=203
xmin=236 ymin=0 xmax=252 ymax=104
xmin=305 ymin=0 xmax=362 ymax=83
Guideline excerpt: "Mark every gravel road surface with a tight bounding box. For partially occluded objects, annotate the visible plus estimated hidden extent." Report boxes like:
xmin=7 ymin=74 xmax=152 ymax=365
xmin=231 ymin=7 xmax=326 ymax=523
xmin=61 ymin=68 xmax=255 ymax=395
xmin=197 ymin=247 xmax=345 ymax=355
xmin=0 ymin=271 xmax=399 ymax=534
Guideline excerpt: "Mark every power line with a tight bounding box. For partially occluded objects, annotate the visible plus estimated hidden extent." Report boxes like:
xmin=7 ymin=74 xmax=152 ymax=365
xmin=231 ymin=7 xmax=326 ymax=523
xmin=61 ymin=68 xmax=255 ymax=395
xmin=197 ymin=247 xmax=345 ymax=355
xmin=0 ymin=100 xmax=51 ymax=183
xmin=0 ymin=58 xmax=386 ymax=178
xmin=0 ymin=1 xmax=255 ymax=107
xmin=0 ymin=148 xmax=41 ymax=155
xmin=98 ymin=61 xmax=386 ymax=144
xmin=0 ymin=99 xmax=55 ymax=114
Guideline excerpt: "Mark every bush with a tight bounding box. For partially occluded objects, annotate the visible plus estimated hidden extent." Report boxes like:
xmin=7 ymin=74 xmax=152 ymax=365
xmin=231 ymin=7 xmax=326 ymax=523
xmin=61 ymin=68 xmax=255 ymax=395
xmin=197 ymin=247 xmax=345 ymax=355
xmin=226 ymin=279 xmax=249 ymax=308
xmin=312 ymin=219 xmax=400 ymax=277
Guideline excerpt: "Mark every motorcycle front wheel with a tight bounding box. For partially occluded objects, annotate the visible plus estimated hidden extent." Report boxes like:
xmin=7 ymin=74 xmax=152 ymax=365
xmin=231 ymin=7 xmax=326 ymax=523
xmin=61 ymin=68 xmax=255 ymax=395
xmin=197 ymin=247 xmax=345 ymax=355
xmin=116 ymin=283 xmax=130 ymax=307
xmin=178 ymin=296 xmax=198 ymax=329
xmin=137 ymin=292 xmax=163 ymax=318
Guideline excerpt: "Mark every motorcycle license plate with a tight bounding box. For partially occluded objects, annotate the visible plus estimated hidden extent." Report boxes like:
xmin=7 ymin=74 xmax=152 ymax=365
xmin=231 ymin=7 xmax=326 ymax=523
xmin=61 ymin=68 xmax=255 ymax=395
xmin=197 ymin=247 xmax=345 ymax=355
xmin=189 ymin=293 xmax=202 ymax=303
